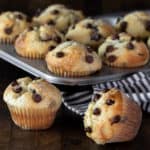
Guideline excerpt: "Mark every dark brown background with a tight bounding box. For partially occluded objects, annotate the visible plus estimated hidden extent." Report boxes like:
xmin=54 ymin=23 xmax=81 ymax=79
xmin=0 ymin=0 xmax=150 ymax=16
xmin=1 ymin=0 xmax=150 ymax=149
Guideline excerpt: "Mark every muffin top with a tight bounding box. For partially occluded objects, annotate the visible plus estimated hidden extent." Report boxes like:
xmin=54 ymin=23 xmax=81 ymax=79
xmin=98 ymin=33 xmax=150 ymax=67
xmin=45 ymin=41 xmax=102 ymax=74
xmin=3 ymin=77 xmax=62 ymax=110
xmin=84 ymin=88 xmax=142 ymax=144
xmin=66 ymin=18 xmax=115 ymax=47
xmin=33 ymin=4 xmax=84 ymax=32
xmin=116 ymin=11 xmax=150 ymax=38
xmin=15 ymin=24 xmax=64 ymax=58
xmin=0 ymin=11 xmax=30 ymax=41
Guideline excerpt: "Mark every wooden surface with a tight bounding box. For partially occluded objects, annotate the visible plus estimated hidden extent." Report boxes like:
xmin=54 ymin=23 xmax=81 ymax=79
xmin=0 ymin=59 xmax=150 ymax=150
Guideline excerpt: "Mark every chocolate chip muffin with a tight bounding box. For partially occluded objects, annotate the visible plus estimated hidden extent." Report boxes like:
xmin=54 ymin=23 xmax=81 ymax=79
xmin=45 ymin=41 xmax=102 ymax=77
xmin=84 ymin=88 xmax=142 ymax=144
xmin=98 ymin=33 xmax=150 ymax=68
xmin=0 ymin=11 xmax=30 ymax=43
xmin=66 ymin=18 xmax=115 ymax=47
xmin=116 ymin=11 xmax=150 ymax=38
xmin=3 ymin=77 xmax=62 ymax=130
xmin=15 ymin=24 xmax=64 ymax=59
xmin=32 ymin=4 xmax=84 ymax=32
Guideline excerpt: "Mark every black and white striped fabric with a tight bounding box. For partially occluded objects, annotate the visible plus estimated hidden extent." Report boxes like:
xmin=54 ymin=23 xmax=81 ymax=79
xmin=62 ymin=72 xmax=150 ymax=116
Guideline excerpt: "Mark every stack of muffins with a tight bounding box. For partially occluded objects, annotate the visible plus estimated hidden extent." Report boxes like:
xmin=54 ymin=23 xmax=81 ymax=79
xmin=1 ymin=4 xmax=147 ymax=144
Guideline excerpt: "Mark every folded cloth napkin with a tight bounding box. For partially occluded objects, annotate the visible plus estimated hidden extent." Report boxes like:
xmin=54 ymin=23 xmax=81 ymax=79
xmin=62 ymin=72 xmax=150 ymax=116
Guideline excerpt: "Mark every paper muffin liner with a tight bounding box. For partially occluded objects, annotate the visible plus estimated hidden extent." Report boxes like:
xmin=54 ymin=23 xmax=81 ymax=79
xmin=104 ymin=60 xmax=148 ymax=68
xmin=0 ymin=38 xmax=14 ymax=44
xmin=7 ymin=104 xmax=56 ymax=130
xmin=47 ymin=65 xmax=96 ymax=77
xmin=15 ymin=49 xmax=45 ymax=59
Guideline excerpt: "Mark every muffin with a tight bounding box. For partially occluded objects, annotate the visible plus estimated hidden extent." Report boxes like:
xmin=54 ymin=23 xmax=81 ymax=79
xmin=32 ymin=4 xmax=84 ymax=32
xmin=66 ymin=18 xmax=115 ymax=47
xmin=0 ymin=11 xmax=30 ymax=43
xmin=3 ymin=77 xmax=62 ymax=130
xmin=116 ymin=11 xmax=150 ymax=38
xmin=98 ymin=33 xmax=150 ymax=68
xmin=15 ymin=24 xmax=64 ymax=59
xmin=45 ymin=41 xmax=102 ymax=77
xmin=84 ymin=88 xmax=142 ymax=144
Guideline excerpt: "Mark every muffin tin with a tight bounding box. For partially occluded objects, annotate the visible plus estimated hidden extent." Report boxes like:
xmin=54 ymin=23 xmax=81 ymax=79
xmin=0 ymin=14 xmax=150 ymax=86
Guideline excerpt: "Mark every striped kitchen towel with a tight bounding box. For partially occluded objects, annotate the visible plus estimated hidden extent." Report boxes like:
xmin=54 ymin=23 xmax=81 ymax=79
xmin=62 ymin=72 xmax=150 ymax=116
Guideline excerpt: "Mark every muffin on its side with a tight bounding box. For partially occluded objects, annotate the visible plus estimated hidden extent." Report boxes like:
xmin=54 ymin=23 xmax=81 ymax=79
xmin=3 ymin=77 xmax=62 ymax=130
xmin=116 ymin=11 xmax=150 ymax=38
xmin=66 ymin=18 xmax=115 ymax=47
xmin=98 ymin=33 xmax=149 ymax=68
xmin=84 ymin=88 xmax=142 ymax=144
xmin=32 ymin=4 xmax=84 ymax=32
xmin=45 ymin=41 xmax=102 ymax=77
xmin=15 ymin=25 xmax=64 ymax=59
xmin=0 ymin=11 xmax=30 ymax=43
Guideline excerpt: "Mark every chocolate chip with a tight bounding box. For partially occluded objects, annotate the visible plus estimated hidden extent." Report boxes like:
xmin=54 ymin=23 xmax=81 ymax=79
xmin=32 ymin=89 xmax=36 ymax=94
xmin=106 ymin=99 xmax=115 ymax=105
xmin=112 ymin=34 xmax=119 ymax=40
xmin=85 ymin=127 xmax=92 ymax=133
xmin=53 ymin=36 xmax=61 ymax=43
xmin=85 ymin=55 xmax=94 ymax=63
xmin=119 ymin=21 xmax=127 ymax=32
xmin=48 ymin=45 xmax=56 ymax=51
xmin=66 ymin=38 xmax=71 ymax=41
xmin=11 ymin=80 xmax=18 ymax=86
xmin=131 ymin=36 xmax=135 ymax=41
xmin=47 ymin=20 xmax=55 ymax=25
xmin=51 ymin=9 xmax=59 ymax=15
xmin=85 ymin=23 xmax=93 ymax=28
xmin=56 ymin=52 xmax=64 ymax=58
xmin=32 ymin=93 xmax=42 ymax=103
xmin=107 ymin=55 xmax=117 ymax=62
xmin=16 ymin=14 xmax=24 ymax=20
xmin=111 ymin=115 xmax=121 ymax=125
xmin=28 ymin=26 xmax=34 ymax=31
xmin=106 ymin=45 xmax=115 ymax=53
xmin=145 ymin=20 xmax=150 ymax=31
xmin=126 ymin=42 xmax=134 ymax=49
xmin=86 ymin=23 xmax=98 ymax=31
xmin=116 ymin=17 xmax=122 ymax=23
xmin=91 ymin=32 xmax=101 ymax=41
xmin=86 ymin=46 xmax=93 ymax=53
xmin=4 ymin=27 xmax=13 ymax=34
xmin=93 ymin=108 xmax=101 ymax=115
xmin=12 ymin=86 xmax=22 ymax=93
xmin=93 ymin=93 xmax=101 ymax=102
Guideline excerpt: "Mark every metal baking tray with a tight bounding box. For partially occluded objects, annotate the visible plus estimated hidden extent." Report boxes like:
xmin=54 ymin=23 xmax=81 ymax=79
xmin=0 ymin=14 xmax=150 ymax=86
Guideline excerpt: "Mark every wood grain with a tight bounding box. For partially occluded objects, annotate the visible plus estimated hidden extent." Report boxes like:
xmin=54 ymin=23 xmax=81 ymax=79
xmin=0 ymin=59 xmax=150 ymax=150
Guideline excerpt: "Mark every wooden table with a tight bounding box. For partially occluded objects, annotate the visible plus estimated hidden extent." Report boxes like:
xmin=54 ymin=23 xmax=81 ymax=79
xmin=0 ymin=59 xmax=150 ymax=150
